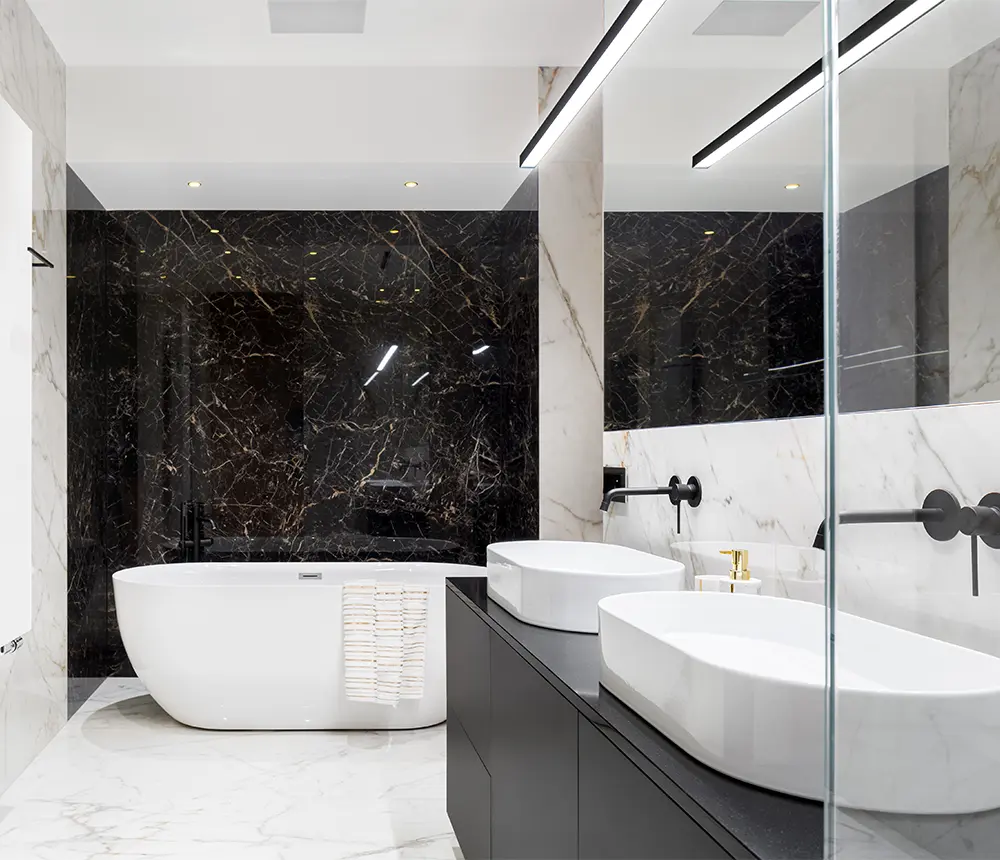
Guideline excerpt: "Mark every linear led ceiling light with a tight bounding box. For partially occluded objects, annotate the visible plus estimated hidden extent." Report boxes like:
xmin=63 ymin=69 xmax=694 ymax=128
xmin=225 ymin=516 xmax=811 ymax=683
xmin=519 ymin=0 xmax=669 ymax=169
xmin=692 ymin=0 xmax=946 ymax=169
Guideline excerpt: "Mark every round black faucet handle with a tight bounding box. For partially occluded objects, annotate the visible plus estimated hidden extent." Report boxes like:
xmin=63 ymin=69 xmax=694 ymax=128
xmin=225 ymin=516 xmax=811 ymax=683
xmin=667 ymin=475 xmax=702 ymax=507
xmin=959 ymin=494 xmax=1000 ymax=548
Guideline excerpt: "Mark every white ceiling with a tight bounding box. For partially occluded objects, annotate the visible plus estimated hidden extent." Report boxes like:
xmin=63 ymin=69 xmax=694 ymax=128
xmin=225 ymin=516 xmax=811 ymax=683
xmin=31 ymin=0 xmax=1000 ymax=211
xmin=604 ymin=0 xmax=1000 ymax=211
xmin=26 ymin=0 xmax=600 ymax=67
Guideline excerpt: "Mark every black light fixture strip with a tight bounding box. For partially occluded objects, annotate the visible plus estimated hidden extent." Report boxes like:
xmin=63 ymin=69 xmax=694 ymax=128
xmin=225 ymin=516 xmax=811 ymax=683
xmin=519 ymin=0 xmax=645 ymax=168
xmin=27 ymin=246 xmax=54 ymax=269
xmin=692 ymin=0 xmax=934 ymax=168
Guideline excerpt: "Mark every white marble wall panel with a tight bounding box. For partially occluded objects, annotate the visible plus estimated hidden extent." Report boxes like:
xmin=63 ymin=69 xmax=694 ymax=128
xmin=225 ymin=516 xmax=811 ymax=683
xmin=538 ymin=62 xmax=605 ymax=541
xmin=950 ymin=37 xmax=1000 ymax=402
xmin=604 ymin=401 xmax=1000 ymax=657
xmin=0 ymin=0 xmax=67 ymax=793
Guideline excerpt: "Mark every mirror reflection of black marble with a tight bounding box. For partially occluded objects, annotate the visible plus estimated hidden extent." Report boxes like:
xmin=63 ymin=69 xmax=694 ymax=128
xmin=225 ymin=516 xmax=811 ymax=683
xmin=605 ymin=211 xmax=825 ymax=430
xmin=606 ymin=170 xmax=950 ymax=430
xmin=839 ymin=168 xmax=949 ymax=412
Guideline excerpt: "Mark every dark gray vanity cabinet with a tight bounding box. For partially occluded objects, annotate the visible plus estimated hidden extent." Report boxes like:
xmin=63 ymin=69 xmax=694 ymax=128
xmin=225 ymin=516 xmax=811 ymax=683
xmin=446 ymin=588 xmax=492 ymax=858
xmin=579 ymin=719 xmax=728 ymax=860
xmin=490 ymin=630 xmax=578 ymax=859
xmin=446 ymin=588 xmax=578 ymax=859
xmin=446 ymin=585 xmax=736 ymax=860
xmin=447 ymin=714 xmax=492 ymax=860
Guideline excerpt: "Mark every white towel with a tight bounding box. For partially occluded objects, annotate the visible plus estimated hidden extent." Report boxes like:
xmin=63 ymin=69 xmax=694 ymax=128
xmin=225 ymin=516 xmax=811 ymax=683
xmin=344 ymin=580 xmax=429 ymax=705
xmin=344 ymin=581 xmax=378 ymax=703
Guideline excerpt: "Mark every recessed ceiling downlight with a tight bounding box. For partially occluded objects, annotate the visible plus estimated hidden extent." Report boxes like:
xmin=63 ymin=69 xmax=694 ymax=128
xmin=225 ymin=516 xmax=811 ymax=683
xmin=187 ymin=181 xmax=202 ymax=188
xmin=404 ymin=181 xmax=419 ymax=188
xmin=785 ymin=183 xmax=801 ymax=190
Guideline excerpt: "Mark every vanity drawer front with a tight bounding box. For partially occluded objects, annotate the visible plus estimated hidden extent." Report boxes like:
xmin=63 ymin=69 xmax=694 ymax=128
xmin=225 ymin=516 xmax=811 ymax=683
xmin=446 ymin=588 xmax=492 ymax=762
xmin=448 ymin=710 xmax=491 ymax=860
xmin=579 ymin=718 xmax=731 ymax=860
xmin=490 ymin=632 xmax=578 ymax=860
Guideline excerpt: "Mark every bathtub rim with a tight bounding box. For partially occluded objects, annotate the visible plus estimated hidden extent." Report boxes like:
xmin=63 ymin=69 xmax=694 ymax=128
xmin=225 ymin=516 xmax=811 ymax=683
xmin=113 ymin=560 xmax=487 ymax=588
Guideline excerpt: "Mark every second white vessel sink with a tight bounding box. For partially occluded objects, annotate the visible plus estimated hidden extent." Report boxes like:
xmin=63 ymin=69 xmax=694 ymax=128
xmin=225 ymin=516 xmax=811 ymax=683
xmin=599 ymin=591 xmax=1000 ymax=814
xmin=487 ymin=541 xmax=684 ymax=633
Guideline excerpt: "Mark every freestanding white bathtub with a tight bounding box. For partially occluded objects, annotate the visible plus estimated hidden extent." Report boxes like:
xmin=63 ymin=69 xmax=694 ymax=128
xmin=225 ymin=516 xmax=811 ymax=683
xmin=112 ymin=562 xmax=483 ymax=731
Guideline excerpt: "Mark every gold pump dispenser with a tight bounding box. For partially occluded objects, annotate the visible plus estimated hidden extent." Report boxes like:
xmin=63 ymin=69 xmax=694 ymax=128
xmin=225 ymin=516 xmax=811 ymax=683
xmin=719 ymin=549 xmax=750 ymax=581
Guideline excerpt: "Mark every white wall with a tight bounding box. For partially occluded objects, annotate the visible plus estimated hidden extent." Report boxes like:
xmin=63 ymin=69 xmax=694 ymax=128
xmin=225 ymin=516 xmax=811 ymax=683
xmin=0 ymin=0 xmax=67 ymax=793
xmin=604 ymin=402 xmax=1000 ymax=657
xmin=0 ymin=93 xmax=34 ymax=649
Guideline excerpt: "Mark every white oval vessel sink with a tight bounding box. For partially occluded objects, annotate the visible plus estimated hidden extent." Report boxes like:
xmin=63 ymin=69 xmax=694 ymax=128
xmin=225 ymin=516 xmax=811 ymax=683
xmin=599 ymin=591 xmax=1000 ymax=814
xmin=487 ymin=541 xmax=684 ymax=634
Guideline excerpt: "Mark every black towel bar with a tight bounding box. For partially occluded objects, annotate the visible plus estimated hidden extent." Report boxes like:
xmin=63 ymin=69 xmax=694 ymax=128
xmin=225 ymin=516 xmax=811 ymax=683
xmin=27 ymin=247 xmax=54 ymax=268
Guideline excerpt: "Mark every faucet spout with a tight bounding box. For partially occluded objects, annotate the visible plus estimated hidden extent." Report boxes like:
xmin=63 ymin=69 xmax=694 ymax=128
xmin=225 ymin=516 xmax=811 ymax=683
xmin=600 ymin=486 xmax=672 ymax=512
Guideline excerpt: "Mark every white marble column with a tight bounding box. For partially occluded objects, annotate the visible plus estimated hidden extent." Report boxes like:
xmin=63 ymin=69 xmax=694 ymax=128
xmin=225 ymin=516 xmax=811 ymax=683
xmin=0 ymin=0 xmax=67 ymax=791
xmin=537 ymin=66 xmax=605 ymax=541
xmin=949 ymin=37 xmax=1000 ymax=402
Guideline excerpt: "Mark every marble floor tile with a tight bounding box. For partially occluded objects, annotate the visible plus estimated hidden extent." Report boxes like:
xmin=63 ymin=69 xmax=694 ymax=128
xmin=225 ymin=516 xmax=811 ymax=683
xmin=0 ymin=679 xmax=459 ymax=860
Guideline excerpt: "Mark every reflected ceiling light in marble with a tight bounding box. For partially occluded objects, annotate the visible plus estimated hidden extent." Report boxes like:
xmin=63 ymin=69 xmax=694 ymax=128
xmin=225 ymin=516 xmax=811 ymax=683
xmin=187 ymin=181 xmax=202 ymax=188
xmin=519 ymin=0 xmax=669 ymax=169
xmin=404 ymin=181 xmax=419 ymax=188
xmin=692 ymin=0 xmax=946 ymax=168
xmin=363 ymin=372 xmax=379 ymax=387
xmin=412 ymin=372 xmax=430 ymax=387
xmin=704 ymin=230 xmax=715 ymax=236
xmin=785 ymin=183 xmax=801 ymax=190
xmin=308 ymin=276 xmax=317 ymax=281
xmin=472 ymin=345 xmax=491 ymax=356
xmin=377 ymin=345 xmax=399 ymax=371
xmin=224 ymin=250 xmax=232 ymax=255
xmin=210 ymin=229 xmax=220 ymax=234
xmin=308 ymin=251 xmax=318 ymax=256
xmin=389 ymin=229 xmax=400 ymax=235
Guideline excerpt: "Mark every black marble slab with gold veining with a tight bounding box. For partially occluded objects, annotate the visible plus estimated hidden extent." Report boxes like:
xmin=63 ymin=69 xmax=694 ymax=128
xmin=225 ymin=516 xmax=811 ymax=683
xmin=68 ymin=208 xmax=538 ymax=679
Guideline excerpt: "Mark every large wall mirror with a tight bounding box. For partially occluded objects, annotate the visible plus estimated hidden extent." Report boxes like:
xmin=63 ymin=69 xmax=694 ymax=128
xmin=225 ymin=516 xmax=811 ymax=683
xmin=603 ymin=0 xmax=1000 ymax=430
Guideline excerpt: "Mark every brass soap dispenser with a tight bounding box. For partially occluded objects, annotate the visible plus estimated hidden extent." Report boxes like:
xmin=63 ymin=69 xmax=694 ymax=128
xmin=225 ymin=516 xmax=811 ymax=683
xmin=695 ymin=548 xmax=762 ymax=594
xmin=720 ymin=549 xmax=751 ymax=587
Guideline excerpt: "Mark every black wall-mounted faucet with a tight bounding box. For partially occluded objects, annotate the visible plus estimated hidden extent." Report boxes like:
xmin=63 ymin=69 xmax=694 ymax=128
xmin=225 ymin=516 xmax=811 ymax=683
xmin=180 ymin=500 xmax=216 ymax=563
xmin=958 ymin=494 xmax=1000 ymax=597
xmin=813 ymin=489 xmax=1000 ymax=597
xmin=600 ymin=476 xmax=702 ymax=532
xmin=812 ymin=489 xmax=960 ymax=550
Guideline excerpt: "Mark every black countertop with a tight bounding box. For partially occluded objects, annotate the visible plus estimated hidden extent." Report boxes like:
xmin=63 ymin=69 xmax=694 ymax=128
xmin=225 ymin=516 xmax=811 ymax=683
xmin=447 ymin=577 xmax=823 ymax=860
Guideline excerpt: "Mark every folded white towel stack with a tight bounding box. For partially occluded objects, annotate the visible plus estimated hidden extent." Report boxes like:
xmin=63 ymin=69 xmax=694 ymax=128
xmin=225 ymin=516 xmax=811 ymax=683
xmin=343 ymin=580 xmax=429 ymax=705
xmin=400 ymin=583 xmax=429 ymax=700
xmin=343 ymin=580 xmax=378 ymax=703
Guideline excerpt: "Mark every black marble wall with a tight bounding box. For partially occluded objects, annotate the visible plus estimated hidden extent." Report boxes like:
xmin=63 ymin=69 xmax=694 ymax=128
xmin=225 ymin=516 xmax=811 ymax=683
xmin=67 ymin=170 xmax=141 ymax=685
xmin=68 ymin=208 xmax=538 ymax=679
xmin=605 ymin=212 xmax=825 ymax=430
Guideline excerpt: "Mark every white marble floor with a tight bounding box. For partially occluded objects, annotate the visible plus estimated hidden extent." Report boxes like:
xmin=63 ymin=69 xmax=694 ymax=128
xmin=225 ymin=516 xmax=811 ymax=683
xmin=0 ymin=679 xmax=460 ymax=860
